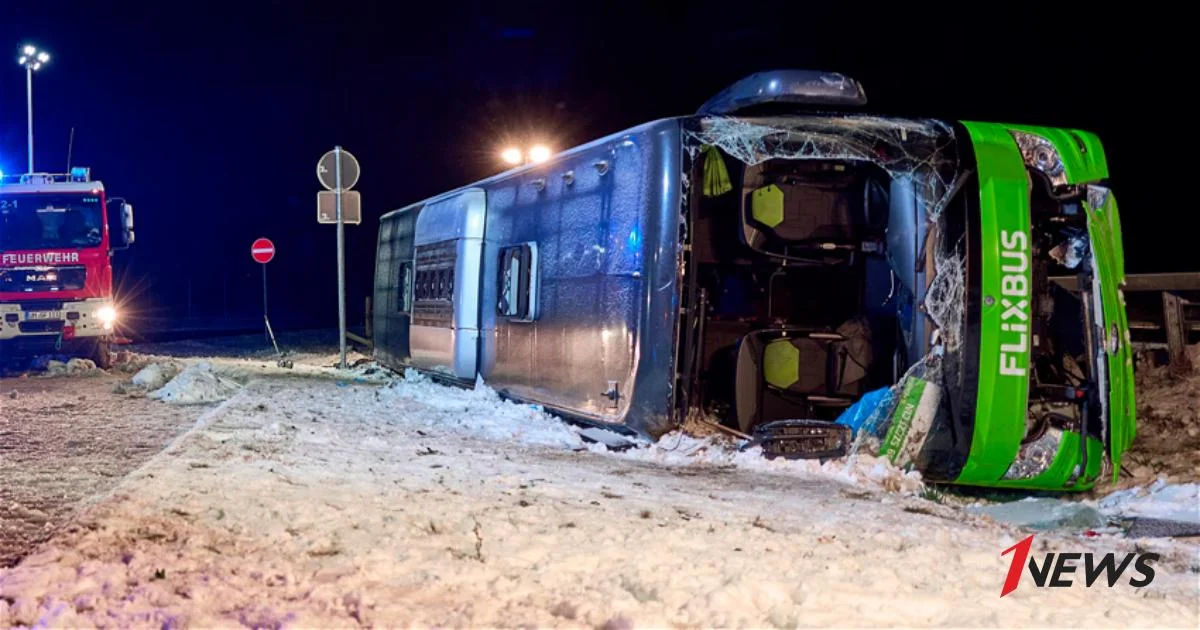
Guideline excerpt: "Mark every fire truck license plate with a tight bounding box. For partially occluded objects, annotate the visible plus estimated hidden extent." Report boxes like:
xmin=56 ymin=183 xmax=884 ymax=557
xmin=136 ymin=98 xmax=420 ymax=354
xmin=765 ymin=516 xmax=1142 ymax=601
xmin=27 ymin=311 xmax=63 ymax=320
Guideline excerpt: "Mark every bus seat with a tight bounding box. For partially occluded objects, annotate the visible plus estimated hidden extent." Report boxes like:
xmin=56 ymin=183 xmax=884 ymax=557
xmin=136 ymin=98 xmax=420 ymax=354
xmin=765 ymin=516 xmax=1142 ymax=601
xmin=733 ymin=320 xmax=874 ymax=433
xmin=763 ymin=336 xmax=829 ymax=392
xmin=742 ymin=169 xmax=866 ymax=263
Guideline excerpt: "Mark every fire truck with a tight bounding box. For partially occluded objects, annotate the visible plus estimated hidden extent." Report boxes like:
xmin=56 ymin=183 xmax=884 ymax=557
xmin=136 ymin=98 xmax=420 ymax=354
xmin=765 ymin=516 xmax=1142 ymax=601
xmin=0 ymin=168 xmax=134 ymax=369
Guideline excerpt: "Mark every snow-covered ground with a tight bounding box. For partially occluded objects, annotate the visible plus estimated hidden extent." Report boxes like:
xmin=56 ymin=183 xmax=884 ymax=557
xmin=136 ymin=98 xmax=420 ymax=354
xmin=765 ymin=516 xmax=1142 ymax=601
xmin=0 ymin=370 xmax=202 ymax=568
xmin=2 ymin=363 xmax=1197 ymax=628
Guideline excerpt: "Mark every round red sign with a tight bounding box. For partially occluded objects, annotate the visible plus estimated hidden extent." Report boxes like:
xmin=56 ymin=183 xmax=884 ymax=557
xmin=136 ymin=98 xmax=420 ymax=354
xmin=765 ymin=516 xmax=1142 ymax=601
xmin=251 ymin=238 xmax=275 ymax=264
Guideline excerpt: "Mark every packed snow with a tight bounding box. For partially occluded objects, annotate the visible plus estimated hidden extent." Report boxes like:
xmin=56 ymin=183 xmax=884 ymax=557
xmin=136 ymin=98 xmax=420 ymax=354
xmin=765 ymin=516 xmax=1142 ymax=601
xmin=2 ymin=377 xmax=1197 ymax=628
xmin=2 ymin=339 xmax=1199 ymax=628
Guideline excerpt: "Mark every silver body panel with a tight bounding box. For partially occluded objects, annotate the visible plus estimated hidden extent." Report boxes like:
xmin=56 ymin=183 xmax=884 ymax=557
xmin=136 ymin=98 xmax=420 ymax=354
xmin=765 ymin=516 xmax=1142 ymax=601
xmin=375 ymin=119 xmax=684 ymax=436
xmin=408 ymin=189 xmax=485 ymax=380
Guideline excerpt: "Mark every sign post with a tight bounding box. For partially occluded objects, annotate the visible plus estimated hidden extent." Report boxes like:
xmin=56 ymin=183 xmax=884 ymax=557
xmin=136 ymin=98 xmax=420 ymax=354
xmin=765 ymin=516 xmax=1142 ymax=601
xmin=317 ymin=147 xmax=360 ymax=369
xmin=251 ymin=237 xmax=275 ymax=342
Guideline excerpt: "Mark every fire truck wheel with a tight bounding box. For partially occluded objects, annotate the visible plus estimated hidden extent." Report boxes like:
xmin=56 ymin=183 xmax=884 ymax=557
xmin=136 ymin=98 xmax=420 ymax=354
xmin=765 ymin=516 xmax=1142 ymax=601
xmin=90 ymin=341 xmax=114 ymax=370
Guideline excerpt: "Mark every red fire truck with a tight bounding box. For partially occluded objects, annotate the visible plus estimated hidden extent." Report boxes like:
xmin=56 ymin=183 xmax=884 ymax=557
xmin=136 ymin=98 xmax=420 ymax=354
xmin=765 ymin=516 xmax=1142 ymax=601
xmin=0 ymin=168 xmax=134 ymax=369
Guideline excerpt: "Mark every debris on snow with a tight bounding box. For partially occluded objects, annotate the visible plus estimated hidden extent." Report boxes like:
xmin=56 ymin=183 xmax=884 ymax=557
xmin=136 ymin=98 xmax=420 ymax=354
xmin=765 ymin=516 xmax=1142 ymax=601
xmin=576 ymin=426 xmax=644 ymax=450
xmin=1098 ymin=479 xmax=1200 ymax=526
xmin=601 ymin=431 xmax=925 ymax=495
xmin=966 ymin=497 xmax=1106 ymax=531
xmin=965 ymin=480 xmax=1199 ymax=537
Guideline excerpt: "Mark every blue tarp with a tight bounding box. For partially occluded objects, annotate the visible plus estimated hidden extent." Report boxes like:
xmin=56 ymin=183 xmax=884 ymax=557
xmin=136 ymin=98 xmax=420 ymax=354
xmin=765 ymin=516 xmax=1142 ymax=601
xmin=834 ymin=387 xmax=894 ymax=437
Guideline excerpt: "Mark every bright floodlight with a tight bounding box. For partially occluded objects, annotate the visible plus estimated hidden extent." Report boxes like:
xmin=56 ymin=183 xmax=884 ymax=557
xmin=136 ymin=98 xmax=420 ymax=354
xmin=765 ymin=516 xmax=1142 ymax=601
xmin=528 ymin=145 xmax=552 ymax=163
xmin=18 ymin=44 xmax=49 ymax=70
xmin=500 ymin=147 xmax=523 ymax=165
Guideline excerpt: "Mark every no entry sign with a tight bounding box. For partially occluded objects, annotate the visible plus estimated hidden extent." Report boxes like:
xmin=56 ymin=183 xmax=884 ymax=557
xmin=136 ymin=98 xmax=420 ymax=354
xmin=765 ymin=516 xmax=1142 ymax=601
xmin=251 ymin=238 xmax=276 ymax=264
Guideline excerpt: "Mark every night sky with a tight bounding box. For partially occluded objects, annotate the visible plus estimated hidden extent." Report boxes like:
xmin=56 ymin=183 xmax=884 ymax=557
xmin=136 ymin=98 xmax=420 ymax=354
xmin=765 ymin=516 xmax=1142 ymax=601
xmin=0 ymin=1 xmax=1183 ymax=335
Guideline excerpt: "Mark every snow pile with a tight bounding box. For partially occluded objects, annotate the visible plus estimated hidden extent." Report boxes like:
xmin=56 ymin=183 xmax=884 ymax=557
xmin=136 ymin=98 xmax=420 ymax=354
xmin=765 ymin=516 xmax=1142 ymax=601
xmin=378 ymin=371 xmax=585 ymax=449
xmin=148 ymin=361 xmax=243 ymax=405
xmin=41 ymin=358 xmax=99 ymax=377
xmin=1098 ymin=479 xmax=1200 ymax=524
xmin=131 ymin=362 xmax=180 ymax=390
xmin=599 ymin=431 xmax=925 ymax=494
xmin=134 ymin=357 xmax=393 ymax=408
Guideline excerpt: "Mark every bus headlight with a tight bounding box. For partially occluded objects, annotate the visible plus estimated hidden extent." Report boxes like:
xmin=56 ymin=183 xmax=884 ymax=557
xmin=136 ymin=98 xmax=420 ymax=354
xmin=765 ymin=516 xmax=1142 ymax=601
xmin=1010 ymin=130 xmax=1066 ymax=188
xmin=97 ymin=306 xmax=117 ymax=329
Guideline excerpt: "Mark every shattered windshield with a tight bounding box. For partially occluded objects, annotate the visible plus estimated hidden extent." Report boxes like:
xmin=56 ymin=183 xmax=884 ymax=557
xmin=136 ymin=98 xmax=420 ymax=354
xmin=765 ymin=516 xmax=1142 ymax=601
xmin=684 ymin=115 xmax=961 ymax=218
xmin=0 ymin=193 xmax=104 ymax=251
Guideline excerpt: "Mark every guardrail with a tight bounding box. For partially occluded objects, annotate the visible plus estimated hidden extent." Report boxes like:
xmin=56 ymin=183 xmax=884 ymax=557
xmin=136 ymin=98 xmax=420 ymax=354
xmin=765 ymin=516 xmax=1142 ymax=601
xmin=1050 ymin=272 xmax=1200 ymax=293
xmin=1051 ymin=272 xmax=1200 ymax=374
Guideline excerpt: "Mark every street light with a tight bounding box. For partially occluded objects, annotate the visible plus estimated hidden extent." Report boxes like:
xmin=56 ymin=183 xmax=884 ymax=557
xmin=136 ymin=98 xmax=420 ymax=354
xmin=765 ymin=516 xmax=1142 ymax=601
xmin=17 ymin=43 xmax=50 ymax=174
xmin=498 ymin=144 xmax=554 ymax=167
xmin=500 ymin=147 xmax=523 ymax=166
xmin=528 ymin=145 xmax=552 ymax=164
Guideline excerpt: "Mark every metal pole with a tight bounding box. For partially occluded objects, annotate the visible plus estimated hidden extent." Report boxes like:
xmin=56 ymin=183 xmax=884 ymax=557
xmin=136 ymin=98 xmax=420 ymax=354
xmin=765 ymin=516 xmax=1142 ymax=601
xmin=263 ymin=264 xmax=269 ymax=343
xmin=1164 ymin=291 xmax=1191 ymax=375
xmin=26 ymin=65 xmax=34 ymax=173
xmin=335 ymin=146 xmax=347 ymax=369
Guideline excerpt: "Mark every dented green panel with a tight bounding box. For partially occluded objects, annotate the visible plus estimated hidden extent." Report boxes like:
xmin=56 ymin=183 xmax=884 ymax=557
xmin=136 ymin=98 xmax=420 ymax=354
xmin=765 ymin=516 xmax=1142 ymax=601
xmin=955 ymin=121 xmax=1135 ymax=491
xmin=1085 ymin=191 xmax=1137 ymax=479
xmin=1003 ymin=124 xmax=1109 ymax=184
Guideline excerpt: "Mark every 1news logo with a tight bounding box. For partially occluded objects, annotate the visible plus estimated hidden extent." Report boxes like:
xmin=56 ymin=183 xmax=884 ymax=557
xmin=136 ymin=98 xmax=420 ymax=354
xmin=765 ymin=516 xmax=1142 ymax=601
xmin=1000 ymin=534 xmax=1159 ymax=597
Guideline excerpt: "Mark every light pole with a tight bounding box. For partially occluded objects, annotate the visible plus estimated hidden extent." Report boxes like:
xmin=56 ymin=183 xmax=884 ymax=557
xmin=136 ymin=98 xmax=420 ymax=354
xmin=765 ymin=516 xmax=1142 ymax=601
xmin=17 ymin=44 xmax=50 ymax=174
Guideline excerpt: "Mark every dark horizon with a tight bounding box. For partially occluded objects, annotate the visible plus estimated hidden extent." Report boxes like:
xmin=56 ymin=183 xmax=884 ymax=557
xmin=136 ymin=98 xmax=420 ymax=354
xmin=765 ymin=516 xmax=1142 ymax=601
xmin=0 ymin=1 xmax=1184 ymax=334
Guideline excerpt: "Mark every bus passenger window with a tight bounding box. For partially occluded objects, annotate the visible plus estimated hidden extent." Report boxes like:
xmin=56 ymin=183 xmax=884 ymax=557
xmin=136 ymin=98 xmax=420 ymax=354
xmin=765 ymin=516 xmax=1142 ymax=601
xmin=498 ymin=243 xmax=538 ymax=321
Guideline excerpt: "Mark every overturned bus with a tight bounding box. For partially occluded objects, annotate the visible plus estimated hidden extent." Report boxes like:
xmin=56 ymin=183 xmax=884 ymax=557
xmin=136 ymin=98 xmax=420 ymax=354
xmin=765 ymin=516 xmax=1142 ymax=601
xmin=372 ymin=70 xmax=1134 ymax=491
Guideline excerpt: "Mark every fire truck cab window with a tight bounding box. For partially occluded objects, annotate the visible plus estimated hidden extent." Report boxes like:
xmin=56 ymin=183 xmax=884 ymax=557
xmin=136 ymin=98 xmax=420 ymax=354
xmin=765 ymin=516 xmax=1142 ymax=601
xmin=0 ymin=193 xmax=104 ymax=250
xmin=498 ymin=243 xmax=537 ymax=321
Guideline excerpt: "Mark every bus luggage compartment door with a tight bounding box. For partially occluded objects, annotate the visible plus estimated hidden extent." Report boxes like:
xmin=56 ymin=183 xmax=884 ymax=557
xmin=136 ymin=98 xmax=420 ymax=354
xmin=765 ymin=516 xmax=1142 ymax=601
xmin=408 ymin=190 xmax=486 ymax=381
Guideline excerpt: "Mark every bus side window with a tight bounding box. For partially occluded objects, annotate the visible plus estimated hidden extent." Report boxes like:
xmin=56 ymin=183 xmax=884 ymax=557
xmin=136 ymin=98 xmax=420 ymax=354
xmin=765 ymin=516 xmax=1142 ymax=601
xmin=498 ymin=243 xmax=538 ymax=321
